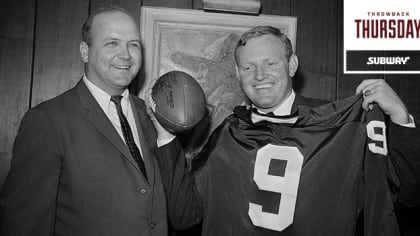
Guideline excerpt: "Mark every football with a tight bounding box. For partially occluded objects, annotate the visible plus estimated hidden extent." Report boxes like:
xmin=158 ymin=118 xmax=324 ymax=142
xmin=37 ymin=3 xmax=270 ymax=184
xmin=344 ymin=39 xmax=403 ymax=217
xmin=150 ymin=71 xmax=206 ymax=133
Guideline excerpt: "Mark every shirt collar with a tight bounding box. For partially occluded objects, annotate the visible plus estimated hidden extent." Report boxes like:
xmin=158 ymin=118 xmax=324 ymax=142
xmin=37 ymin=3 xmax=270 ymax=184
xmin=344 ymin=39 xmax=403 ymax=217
xmin=254 ymin=90 xmax=296 ymax=116
xmin=82 ymin=75 xmax=130 ymax=114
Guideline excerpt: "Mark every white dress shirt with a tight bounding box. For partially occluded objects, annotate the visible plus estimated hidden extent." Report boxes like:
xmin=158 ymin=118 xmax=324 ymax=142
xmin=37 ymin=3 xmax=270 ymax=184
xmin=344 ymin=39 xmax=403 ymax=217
xmin=83 ymin=76 xmax=144 ymax=157
xmin=254 ymin=90 xmax=296 ymax=116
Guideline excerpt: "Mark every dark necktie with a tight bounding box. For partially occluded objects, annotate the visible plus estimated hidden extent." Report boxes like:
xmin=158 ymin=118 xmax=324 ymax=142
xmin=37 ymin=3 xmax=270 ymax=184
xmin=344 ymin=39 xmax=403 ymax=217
xmin=251 ymin=108 xmax=298 ymax=124
xmin=111 ymin=95 xmax=148 ymax=181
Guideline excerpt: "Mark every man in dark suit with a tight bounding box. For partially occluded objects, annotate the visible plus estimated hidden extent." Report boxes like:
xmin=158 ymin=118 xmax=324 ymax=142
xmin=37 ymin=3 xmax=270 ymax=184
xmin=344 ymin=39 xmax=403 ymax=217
xmin=149 ymin=26 xmax=420 ymax=235
xmin=0 ymin=6 xmax=173 ymax=235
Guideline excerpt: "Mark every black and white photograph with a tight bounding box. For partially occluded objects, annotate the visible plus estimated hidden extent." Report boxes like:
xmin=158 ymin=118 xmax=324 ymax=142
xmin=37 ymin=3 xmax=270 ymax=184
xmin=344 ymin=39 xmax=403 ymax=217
xmin=0 ymin=0 xmax=419 ymax=235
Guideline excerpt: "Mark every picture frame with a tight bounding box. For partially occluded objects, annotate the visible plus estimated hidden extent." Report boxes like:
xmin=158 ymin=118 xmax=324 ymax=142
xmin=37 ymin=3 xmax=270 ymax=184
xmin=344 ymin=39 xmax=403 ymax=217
xmin=140 ymin=6 xmax=297 ymax=157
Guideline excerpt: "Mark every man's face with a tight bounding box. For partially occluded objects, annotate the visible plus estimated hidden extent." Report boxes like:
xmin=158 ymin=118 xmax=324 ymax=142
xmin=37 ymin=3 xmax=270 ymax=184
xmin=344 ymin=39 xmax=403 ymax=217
xmin=236 ymin=34 xmax=297 ymax=112
xmin=80 ymin=11 xmax=142 ymax=95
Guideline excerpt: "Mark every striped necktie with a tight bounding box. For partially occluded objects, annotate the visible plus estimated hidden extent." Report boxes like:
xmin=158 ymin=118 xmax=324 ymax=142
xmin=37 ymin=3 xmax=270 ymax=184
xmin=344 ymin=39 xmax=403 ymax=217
xmin=111 ymin=95 xmax=148 ymax=181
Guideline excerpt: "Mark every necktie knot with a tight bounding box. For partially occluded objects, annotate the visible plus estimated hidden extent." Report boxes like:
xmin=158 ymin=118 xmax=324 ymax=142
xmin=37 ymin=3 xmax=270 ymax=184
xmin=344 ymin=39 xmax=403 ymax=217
xmin=252 ymin=108 xmax=275 ymax=117
xmin=111 ymin=95 xmax=123 ymax=106
xmin=251 ymin=108 xmax=298 ymax=124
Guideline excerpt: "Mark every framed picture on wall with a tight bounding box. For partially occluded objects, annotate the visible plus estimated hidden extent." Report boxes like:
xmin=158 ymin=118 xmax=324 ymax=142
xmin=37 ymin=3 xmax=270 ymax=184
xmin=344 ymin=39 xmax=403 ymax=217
xmin=140 ymin=6 xmax=297 ymax=157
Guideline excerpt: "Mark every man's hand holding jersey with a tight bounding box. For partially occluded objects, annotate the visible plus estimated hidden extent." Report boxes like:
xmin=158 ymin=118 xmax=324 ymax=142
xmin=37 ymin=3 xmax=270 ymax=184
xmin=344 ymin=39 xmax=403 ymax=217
xmin=356 ymin=79 xmax=414 ymax=127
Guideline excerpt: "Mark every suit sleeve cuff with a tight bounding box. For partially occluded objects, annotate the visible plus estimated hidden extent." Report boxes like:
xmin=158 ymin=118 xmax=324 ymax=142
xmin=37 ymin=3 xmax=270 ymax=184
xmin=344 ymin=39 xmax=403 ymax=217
xmin=392 ymin=114 xmax=416 ymax=128
xmin=157 ymin=135 xmax=176 ymax=147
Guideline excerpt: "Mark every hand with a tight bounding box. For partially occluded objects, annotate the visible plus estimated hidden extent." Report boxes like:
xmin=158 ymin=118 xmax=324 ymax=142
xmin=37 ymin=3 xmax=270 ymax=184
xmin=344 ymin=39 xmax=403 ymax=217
xmin=145 ymin=78 xmax=175 ymax=140
xmin=355 ymin=79 xmax=409 ymax=124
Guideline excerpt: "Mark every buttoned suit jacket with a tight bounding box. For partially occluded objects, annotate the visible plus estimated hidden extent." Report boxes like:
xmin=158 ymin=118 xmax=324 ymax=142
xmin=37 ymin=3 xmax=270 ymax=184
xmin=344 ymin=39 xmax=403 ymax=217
xmin=0 ymin=79 xmax=168 ymax=236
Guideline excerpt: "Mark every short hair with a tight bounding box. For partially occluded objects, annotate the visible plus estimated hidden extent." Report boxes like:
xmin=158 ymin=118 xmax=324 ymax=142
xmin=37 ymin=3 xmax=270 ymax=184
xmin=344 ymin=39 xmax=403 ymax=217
xmin=81 ymin=5 xmax=135 ymax=45
xmin=234 ymin=25 xmax=294 ymax=62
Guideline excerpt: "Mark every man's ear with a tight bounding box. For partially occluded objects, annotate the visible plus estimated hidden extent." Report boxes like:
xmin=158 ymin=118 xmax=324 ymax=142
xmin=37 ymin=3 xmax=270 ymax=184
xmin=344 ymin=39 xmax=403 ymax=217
xmin=288 ymin=54 xmax=299 ymax=77
xmin=80 ymin=41 xmax=89 ymax=63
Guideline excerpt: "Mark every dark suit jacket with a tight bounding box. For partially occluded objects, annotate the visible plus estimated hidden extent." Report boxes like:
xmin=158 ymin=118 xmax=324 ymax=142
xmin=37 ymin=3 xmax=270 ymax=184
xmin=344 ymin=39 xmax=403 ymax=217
xmin=0 ymin=80 xmax=168 ymax=236
xmin=291 ymin=93 xmax=329 ymax=110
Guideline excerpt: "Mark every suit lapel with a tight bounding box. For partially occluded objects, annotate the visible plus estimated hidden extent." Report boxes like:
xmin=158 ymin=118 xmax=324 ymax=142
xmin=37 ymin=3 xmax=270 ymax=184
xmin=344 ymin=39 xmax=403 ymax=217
xmin=76 ymin=80 xmax=141 ymax=173
xmin=130 ymin=95 xmax=156 ymax=186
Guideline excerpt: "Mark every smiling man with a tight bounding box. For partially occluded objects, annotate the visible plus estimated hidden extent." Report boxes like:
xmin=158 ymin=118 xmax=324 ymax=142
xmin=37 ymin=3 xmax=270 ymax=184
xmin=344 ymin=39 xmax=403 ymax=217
xmin=0 ymin=6 xmax=172 ymax=236
xmin=234 ymin=28 xmax=319 ymax=114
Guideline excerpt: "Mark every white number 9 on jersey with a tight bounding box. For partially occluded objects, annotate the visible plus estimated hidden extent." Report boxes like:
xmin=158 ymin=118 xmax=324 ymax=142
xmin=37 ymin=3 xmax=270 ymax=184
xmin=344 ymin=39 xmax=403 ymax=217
xmin=248 ymin=144 xmax=304 ymax=232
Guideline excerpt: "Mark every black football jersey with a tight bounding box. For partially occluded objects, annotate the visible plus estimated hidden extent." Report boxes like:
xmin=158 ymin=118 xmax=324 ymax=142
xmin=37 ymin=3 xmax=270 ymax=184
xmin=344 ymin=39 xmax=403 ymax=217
xmin=192 ymin=95 xmax=399 ymax=236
